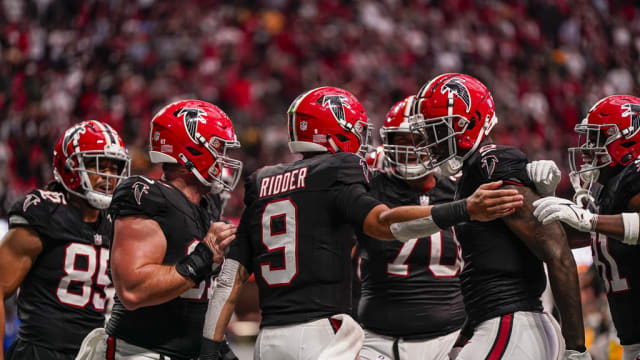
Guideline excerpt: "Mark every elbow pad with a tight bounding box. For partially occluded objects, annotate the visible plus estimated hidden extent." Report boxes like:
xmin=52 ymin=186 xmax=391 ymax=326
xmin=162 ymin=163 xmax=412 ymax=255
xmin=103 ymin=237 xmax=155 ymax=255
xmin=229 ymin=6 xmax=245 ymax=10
xmin=390 ymin=216 xmax=442 ymax=242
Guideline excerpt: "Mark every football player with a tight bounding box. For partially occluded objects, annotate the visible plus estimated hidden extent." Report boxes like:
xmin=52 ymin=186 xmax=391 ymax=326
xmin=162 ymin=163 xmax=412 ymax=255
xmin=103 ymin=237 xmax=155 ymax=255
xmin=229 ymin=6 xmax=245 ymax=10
xmin=358 ymin=96 xmax=465 ymax=360
xmin=75 ymin=100 xmax=242 ymax=359
xmin=410 ymin=73 xmax=589 ymax=360
xmin=534 ymin=95 xmax=640 ymax=360
xmin=200 ymin=87 xmax=527 ymax=360
xmin=0 ymin=121 xmax=130 ymax=360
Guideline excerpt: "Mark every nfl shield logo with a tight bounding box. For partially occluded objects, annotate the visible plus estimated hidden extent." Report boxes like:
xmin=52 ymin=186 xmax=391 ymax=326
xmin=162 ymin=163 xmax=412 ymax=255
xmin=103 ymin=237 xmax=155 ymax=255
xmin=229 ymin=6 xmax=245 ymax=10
xmin=94 ymin=234 xmax=103 ymax=246
xmin=419 ymin=195 xmax=430 ymax=206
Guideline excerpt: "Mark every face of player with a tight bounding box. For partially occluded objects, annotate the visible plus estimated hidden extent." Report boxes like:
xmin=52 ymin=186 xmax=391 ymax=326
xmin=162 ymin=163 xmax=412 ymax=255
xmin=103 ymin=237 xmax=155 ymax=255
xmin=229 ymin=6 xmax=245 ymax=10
xmin=84 ymin=157 xmax=125 ymax=195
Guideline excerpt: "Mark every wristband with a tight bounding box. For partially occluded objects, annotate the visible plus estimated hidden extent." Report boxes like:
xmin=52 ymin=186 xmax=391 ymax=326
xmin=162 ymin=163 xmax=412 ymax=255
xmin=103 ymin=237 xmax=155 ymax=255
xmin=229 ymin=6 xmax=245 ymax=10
xmin=622 ymin=212 xmax=639 ymax=246
xmin=175 ymin=242 xmax=216 ymax=283
xmin=431 ymin=199 xmax=470 ymax=229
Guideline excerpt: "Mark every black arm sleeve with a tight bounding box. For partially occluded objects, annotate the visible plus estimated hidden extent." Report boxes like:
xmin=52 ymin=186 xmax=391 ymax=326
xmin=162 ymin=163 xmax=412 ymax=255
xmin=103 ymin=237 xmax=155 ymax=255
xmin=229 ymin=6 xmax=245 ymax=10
xmin=335 ymin=183 xmax=382 ymax=229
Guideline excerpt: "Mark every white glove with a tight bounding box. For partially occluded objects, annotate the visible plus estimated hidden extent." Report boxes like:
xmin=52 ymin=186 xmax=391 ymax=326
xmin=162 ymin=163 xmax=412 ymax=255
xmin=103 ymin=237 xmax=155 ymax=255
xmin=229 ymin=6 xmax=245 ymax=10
xmin=532 ymin=197 xmax=598 ymax=232
xmin=563 ymin=349 xmax=592 ymax=360
xmin=526 ymin=160 xmax=561 ymax=197
xmin=569 ymin=172 xmax=596 ymax=209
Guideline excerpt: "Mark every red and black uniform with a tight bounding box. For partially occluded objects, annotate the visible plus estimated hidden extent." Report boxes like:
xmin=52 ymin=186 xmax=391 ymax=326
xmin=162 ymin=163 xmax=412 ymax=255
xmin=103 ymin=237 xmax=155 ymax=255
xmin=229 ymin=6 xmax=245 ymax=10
xmin=455 ymin=145 xmax=545 ymax=329
xmin=6 ymin=189 xmax=112 ymax=360
xmin=106 ymin=176 xmax=217 ymax=359
xmin=593 ymin=161 xmax=640 ymax=345
xmin=227 ymin=152 xmax=381 ymax=327
xmin=357 ymin=173 xmax=465 ymax=339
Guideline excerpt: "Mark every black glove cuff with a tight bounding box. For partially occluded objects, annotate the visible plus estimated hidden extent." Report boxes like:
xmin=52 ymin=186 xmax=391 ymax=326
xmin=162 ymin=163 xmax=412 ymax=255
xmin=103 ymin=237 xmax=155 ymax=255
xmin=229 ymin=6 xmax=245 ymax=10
xmin=431 ymin=199 xmax=470 ymax=229
xmin=200 ymin=338 xmax=223 ymax=360
xmin=175 ymin=242 xmax=214 ymax=283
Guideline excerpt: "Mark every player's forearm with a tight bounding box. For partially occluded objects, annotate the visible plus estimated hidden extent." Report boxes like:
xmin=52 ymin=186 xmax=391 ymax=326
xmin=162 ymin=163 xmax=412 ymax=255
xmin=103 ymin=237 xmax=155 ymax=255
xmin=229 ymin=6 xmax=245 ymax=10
xmin=0 ymin=294 xmax=6 ymax=360
xmin=546 ymin=254 xmax=585 ymax=350
xmin=595 ymin=214 xmax=625 ymax=242
xmin=114 ymin=264 xmax=194 ymax=310
xmin=367 ymin=205 xmax=431 ymax=240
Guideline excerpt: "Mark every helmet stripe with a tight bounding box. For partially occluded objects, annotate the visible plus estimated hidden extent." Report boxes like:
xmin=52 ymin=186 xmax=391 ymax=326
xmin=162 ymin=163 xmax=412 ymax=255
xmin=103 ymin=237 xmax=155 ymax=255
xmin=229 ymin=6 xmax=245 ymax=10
xmin=92 ymin=120 xmax=112 ymax=147
xmin=102 ymin=122 xmax=119 ymax=146
xmin=287 ymin=88 xmax=316 ymax=142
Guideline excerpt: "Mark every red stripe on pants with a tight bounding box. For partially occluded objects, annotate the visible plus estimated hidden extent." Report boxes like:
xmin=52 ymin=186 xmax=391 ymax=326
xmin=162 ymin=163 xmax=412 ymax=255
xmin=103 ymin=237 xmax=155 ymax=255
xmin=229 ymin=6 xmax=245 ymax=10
xmin=106 ymin=336 xmax=116 ymax=360
xmin=486 ymin=314 xmax=514 ymax=360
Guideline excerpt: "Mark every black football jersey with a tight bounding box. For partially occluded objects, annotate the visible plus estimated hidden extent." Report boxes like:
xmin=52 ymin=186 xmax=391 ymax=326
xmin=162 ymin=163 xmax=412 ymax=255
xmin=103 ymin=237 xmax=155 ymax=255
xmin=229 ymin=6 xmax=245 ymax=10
xmin=8 ymin=189 xmax=112 ymax=353
xmin=106 ymin=176 xmax=217 ymax=359
xmin=358 ymin=172 xmax=465 ymax=339
xmin=592 ymin=160 xmax=640 ymax=345
xmin=455 ymin=145 xmax=546 ymax=328
xmin=228 ymin=152 xmax=381 ymax=327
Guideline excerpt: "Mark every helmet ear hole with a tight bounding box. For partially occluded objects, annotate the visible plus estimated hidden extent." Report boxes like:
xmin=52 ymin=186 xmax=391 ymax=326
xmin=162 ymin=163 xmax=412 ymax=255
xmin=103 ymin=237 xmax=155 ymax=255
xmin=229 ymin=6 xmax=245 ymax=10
xmin=334 ymin=133 xmax=350 ymax=142
xmin=621 ymin=141 xmax=636 ymax=148
xmin=186 ymin=147 xmax=203 ymax=156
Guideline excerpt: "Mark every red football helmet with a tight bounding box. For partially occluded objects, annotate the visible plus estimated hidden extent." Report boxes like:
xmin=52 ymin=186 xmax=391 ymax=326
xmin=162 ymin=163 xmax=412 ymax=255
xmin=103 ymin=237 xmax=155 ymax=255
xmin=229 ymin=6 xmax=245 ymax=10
xmin=410 ymin=73 xmax=497 ymax=174
xmin=569 ymin=95 xmax=640 ymax=182
xmin=287 ymin=86 xmax=372 ymax=157
xmin=380 ymin=95 xmax=434 ymax=180
xmin=149 ymin=100 xmax=242 ymax=193
xmin=53 ymin=120 xmax=130 ymax=209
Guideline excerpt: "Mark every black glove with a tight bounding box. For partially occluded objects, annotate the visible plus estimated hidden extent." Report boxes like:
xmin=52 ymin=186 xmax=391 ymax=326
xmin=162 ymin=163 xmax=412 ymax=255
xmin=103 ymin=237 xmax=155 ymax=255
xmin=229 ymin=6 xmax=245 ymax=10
xmin=200 ymin=338 xmax=239 ymax=360
xmin=175 ymin=242 xmax=217 ymax=283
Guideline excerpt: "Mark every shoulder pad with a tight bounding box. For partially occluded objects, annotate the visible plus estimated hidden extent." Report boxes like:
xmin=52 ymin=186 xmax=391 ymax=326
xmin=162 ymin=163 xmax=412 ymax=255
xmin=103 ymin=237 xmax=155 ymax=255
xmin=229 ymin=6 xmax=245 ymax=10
xmin=473 ymin=145 xmax=533 ymax=187
xmin=8 ymin=189 xmax=67 ymax=231
xmin=329 ymin=152 xmax=371 ymax=186
xmin=109 ymin=176 xmax=167 ymax=219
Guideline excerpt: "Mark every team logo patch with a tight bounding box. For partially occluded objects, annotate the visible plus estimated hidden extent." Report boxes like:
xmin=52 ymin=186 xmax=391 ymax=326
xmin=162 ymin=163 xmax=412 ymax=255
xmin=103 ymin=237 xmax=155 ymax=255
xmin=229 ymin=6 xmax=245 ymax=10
xmin=481 ymin=155 xmax=499 ymax=179
xmin=317 ymin=95 xmax=352 ymax=128
xmin=22 ymin=194 xmax=41 ymax=212
xmin=176 ymin=108 xmax=207 ymax=143
xmin=621 ymin=103 xmax=640 ymax=138
xmin=441 ymin=78 xmax=471 ymax=112
xmin=132 ymin=181 xmax=150 ymax=205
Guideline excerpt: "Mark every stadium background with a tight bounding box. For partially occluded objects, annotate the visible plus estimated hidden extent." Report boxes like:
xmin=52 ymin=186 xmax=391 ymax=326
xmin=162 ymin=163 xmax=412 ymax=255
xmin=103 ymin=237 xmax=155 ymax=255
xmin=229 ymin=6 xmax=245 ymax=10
xmin=1 ymin=0 xmax=638 ymax=359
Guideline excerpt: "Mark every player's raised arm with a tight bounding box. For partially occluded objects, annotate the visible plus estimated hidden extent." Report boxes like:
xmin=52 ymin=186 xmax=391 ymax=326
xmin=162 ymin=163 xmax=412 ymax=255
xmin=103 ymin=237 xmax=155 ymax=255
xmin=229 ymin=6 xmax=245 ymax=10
xmin=502 ymin=185 xmax=587 ymax=356
xmin=365 ymin=180 xmax=523 ymax=241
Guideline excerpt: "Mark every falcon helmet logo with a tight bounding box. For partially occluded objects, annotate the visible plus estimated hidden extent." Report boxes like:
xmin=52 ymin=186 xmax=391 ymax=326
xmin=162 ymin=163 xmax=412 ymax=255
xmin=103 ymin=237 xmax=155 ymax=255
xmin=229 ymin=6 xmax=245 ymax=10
xmin=132 ymin=181 xmax=150 ymax=205
xmin=62 ymin=125 xmax=87 ymax=157
xmin=23 ymin=194 xmax=41 ymax=212
xmin=481 ymin=155 xmax=499 ymax=179
xmin=621 ymin=103 xmax=640 ymax=138
xmin=441 ymin=78 xmax=471 ymax=112
xmin=176 ymin=108 xmax=207 ymax=143
xmin=318 ymin=95 xmax=353 ymax=130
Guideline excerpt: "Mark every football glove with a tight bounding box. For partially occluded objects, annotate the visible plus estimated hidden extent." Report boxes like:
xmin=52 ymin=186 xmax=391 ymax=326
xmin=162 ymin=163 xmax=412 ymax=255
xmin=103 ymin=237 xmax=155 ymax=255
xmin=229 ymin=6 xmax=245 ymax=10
xmin=526 ymin=160 xmax=561 ymax=197
xmin=533 ymin=197 xmax=597 ymax=232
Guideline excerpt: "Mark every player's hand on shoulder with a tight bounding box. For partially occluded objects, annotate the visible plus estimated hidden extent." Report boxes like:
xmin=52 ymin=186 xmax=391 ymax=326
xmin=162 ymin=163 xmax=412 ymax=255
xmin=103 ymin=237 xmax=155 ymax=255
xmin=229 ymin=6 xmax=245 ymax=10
xmin=526 ymin=160 xmax=561 ymax=197
xmin=466 ymin=181 xmax=524 ymax=221
xmin=533 ymin=196 xmax=597 ymax=232
xmin=204 ymin=222 xmax=237 ymax=264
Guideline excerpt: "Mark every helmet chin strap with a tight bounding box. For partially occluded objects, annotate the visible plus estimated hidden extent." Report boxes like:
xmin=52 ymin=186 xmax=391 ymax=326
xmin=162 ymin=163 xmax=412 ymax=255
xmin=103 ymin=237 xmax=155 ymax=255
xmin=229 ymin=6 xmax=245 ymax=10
xmin=440 ymin=158 xmax=462 ymax=177
xmin=570 ymin=171 xmax=597 ymax=209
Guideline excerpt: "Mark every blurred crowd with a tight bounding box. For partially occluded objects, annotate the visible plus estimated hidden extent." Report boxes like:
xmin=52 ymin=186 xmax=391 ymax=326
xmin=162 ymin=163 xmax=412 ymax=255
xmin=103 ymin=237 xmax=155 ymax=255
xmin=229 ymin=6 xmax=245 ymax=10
xmin=1 ymin=0 xmax=639 ymax=358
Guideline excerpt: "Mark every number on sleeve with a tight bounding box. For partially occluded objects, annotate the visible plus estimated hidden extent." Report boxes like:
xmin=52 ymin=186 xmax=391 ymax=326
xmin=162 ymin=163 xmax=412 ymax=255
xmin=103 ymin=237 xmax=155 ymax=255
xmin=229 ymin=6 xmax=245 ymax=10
xmin=260 ymin=199 xmax=298 ymax=286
